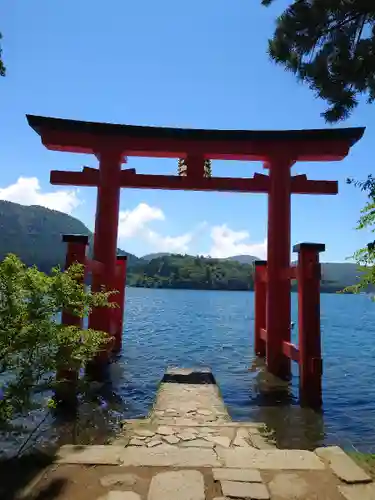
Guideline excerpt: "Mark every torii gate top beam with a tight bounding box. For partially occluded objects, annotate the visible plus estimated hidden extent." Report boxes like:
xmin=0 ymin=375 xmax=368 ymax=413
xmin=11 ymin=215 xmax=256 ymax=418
xmin=26 ymin=115 xmax=364 ymax=163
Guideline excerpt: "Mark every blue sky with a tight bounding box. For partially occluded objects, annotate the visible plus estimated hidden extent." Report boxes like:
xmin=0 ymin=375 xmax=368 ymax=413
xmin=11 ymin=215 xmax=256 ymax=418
xmin=0 ymin=0 xmax=373 ymax=261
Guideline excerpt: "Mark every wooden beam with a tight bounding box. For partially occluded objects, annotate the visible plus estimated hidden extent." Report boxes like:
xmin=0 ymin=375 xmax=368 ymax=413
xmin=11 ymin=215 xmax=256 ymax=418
xmin=50 ymin=169 xmax=339 ymax=195
xmin=291 ymin=176 xmax=338 ymax=195
xmin=118 ymin=172 xmax=270 ymax=192
xmin=50 ymin=169 xmax=99 ymax=186
xmin=282 ymin=341 xmax=300 ymax=362
xmin=40 ymin=129 xmax=353 ymax=162
xmin=260 ymin=328 xmax=267 ymax=341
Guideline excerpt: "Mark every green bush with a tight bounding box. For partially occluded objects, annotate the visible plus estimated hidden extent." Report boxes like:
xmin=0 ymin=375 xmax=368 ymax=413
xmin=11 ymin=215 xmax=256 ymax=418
xmin=0 ymin=254 xmax=114 ymax=424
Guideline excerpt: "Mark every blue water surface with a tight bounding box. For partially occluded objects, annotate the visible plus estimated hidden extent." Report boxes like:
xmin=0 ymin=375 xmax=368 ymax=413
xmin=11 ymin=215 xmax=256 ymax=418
xmin=111 ymin=288 xmax=375 ymax=452
xmin=3 ymin=287 xmax=375 ymax=456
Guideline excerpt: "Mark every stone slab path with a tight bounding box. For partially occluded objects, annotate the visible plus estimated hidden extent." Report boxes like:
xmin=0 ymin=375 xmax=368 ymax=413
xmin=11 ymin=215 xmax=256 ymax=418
xmin=22 ymin=368 xmax=375 ymax=499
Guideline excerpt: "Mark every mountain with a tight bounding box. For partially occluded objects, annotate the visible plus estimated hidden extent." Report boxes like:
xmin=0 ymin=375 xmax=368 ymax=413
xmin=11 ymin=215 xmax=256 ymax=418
xmin=141 ymin=253 xmax=261 ymax=265
xmin=225 ymin=255 xmax=260 ymax=265
xmin=0 ymin=200 xmax=140 ymax=273
xmin=141 ymin=252 xmax=176 ymax=262
xmin=130 ymin=253 xmax=365 ymax=292
xmin=128 ymin=253 xmax=254 ymax=290
xmin=0 ymin=202 xmax=366 ymax=292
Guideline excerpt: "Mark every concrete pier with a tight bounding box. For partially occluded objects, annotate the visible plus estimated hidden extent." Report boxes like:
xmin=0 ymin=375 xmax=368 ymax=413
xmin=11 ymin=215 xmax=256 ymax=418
xmin=23 ymin=368 xmax=375 ymax=500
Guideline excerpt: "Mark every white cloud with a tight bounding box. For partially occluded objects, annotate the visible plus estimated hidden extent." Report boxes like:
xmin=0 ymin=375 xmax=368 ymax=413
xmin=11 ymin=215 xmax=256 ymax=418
xmin=118 ymin=205 xmax=266 ymax=258
xmin=118 ymin=203 xmax=165 ymax=238
xmin=0 ymin=177 xmax=80 ymax=214
xmin=118 ymin=202 xmax=193 ymax=253
xmin=208 ymin=224 xmax=267 ymax=259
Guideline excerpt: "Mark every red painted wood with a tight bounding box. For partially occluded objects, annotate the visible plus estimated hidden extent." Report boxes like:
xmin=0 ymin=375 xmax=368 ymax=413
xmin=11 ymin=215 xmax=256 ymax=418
xmin=50 ymin=170 xmax=338 ymax=196
xmin=260 ymin=328 xmax=267 ymax=341
xmin=254 ymin=262 xmax=267 ymax=357
xmin=295 ymin=244 xmax=324 ymax=408
xmin=113 ymin=256 xmax=127 ymax=353
xmin=88 ymin=148 xmax=123 ymax=363
xmin=39 ymin=129 xmax=355 ymax=162
xmin=282 ymin=341 xmax=300 ymax=362
xmin=85 ymin=258 xmax=104 ymax=276
xmin=266 ymin=157 xmax=293 ymax=380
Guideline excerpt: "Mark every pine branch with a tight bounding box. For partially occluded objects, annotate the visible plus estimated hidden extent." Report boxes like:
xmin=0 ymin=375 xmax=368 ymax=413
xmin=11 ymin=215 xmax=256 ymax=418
xmin=263 ymin=0 xmax=375 ymax=121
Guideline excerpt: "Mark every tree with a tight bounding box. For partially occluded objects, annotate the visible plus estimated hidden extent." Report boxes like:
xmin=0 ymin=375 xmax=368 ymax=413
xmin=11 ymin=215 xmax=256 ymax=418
xmin=177 ymin=158 xmax=212 ymax=177
xmin=0 ymin=32 xmax=5 ymax=77
xmin=178 ymin=158 xmax=187 ymax=177
xmin=344 ymin=176 xmax=375 ymax=294
xmin=204 ymin=159 xmax=212 ymax=178
xmin=262 ymin=1 xmax=375 ymax=122
xmin=0 ymin=254 xmax=114 ymax=425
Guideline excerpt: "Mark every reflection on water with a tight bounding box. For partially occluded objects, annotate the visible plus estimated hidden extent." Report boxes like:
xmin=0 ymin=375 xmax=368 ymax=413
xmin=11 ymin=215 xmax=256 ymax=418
xmin=1 ymin=287 xmax=375 ymax=456
xmin=249 ymin=361 xmax=325 ymax=450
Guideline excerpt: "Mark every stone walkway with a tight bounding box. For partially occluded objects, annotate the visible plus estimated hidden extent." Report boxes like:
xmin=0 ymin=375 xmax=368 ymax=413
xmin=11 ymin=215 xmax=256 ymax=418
xmin=23 ymin=368 xmax=375 ymax=499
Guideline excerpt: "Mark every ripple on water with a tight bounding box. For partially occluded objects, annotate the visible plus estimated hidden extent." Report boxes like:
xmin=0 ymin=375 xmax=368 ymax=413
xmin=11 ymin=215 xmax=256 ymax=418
xmin=2 ymin=287 xmax=375 ymax=455
xmin=116 ymin=288 xmax=375 ymax=452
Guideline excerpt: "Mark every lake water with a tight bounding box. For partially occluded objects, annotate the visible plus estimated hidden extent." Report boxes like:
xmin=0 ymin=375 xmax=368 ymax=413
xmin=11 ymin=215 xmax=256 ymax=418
xmin=112 ymin=287 xmax=375 ymax=452
xmin=3 ymin=287 xmax=375 ymax=456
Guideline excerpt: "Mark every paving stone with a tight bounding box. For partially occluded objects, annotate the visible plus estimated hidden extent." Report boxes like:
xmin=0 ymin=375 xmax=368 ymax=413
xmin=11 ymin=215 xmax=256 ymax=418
xmin=162 ymin=434 xmax=180 ymax=444
xmin=131 ymin=435 xmax=147 ymax=440
xmin=110 ymin=438 xmax=130 ymax=447
xmin=175 ymin=418 xmax=200 ymax=426
xmin=315 ymin=446 xmax=372 ymax=483
xmin=198 ymin=427 xmax=215 ymax=435
xmin=197 ymin=409 xmax=212 ymax=416
xmin=249 ymin=433 xmax=276 ymax=450
xmin=56 ymin=445 xmax=124 ymax=465
xmin=205 ymin=435 xmax=232 ymax=448
xmin=180 ymin=439 xmax=214 ymax=448
xmin=217 ymin=448 xmax=326 ymax=470
xmin=129 ymin=438 xmax=146 ymax=447
xmin=147 ymin=439 xmax=163 ymax=448
xmin=134 ymin=429 xmax=155 ymax=438
xmin=233 ymin=428 xmax=251 ymax=447
xmin=98 ymin=492 xmax=141 ymax=500
xmin=268 ymin=473 xmax=310 ymax=499
xmin=221 ymin=480 xmax=270 ymax=499
xmin=212 ymin=468 xmax=262 ymax=483
xmin=100 ymin=473 xmax=139 ymax=488
xmin=148 ymin=470 xmax=205 ymax=500
xmin=156 ymin=426 xmax=175 ymax=436
xmin=212 ymin=498 xmax=227 ymax=500
xmin=177 ymin=431 xmax=198 ymax=441
xmin=338 ymin=483 xmax=375 ymax=500
xmin=120 ymin=444 xmax=221 ymax=467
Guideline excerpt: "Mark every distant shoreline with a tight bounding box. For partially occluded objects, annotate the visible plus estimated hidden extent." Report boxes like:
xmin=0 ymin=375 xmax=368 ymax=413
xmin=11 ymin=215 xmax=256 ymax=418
xmin=127 ymin=284 xmax=356 ymax=294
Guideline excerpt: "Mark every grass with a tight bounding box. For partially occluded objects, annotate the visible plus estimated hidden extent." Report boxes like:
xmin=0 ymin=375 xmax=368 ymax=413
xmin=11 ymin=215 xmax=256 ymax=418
xmin=348 ymin=452 xmax=375 ymax=478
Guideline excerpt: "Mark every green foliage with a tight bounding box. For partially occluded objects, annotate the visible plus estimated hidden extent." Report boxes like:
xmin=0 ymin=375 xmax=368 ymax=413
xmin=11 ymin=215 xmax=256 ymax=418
xmin=177 ymin=159 xmax=212 ymax=178
xmin=262 ymin=1 xmax=375 ymax=122
xmin=178 ymin=158 xmax=187 ymax=177
xmin=127 ymin=254 xmax=255 ymax=290
xmin=204 ymin=159 xmax=212 ymax=178
xmin=343 ymin=176 xmax=375 ymax=294
xmin=0 ymin=32 xmax=5 ymax=77
xmin=0 ymin=254 xmax=114 ymax=425
xmin=0 ymin=200 xmax=140 ymax=273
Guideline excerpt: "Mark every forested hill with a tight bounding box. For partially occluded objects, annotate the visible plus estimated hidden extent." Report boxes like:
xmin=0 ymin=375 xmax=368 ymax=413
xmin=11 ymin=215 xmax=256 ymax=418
xmin=127 ymin=254 xmax=364 ymax=293
xmin=0 ymin=200 xmax=140 ymax=273
xmin=0 ymin=200 xmax=364 ymax=293
xmin=127 ymin=254 xmax=255 ymax=290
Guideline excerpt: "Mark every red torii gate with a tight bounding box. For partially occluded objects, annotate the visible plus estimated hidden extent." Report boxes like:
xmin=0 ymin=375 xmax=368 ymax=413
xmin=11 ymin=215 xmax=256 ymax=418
xmin=26 ymin=115 xmax=364 ymax=392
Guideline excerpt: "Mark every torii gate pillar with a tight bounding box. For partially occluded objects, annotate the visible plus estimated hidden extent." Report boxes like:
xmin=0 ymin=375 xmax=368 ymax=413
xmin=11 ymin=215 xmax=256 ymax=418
xmin=88 ymin=148 xmax=123 ymax=357
xmin=266 ymin=157 xmax=293 ymax=379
